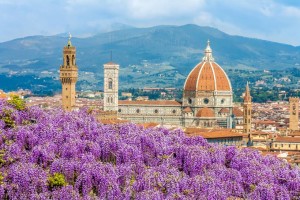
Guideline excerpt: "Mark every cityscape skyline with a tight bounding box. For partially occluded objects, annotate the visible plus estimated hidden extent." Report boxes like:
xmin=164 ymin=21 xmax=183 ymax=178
xmin=1 ymin=0 xmax=300 ymax=45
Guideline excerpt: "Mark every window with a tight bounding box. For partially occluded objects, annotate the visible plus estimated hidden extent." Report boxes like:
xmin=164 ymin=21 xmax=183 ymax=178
xmin=72 ymin=55 xmax=75 ymax=65
xmin=118 ymin=109 xmax=122 ymax=113
xmin=172 ymin=109 xmax=176 ymax=114
xmin=154 ymin=109 xmax=158 ymax=114
xmin=66 ymin=55 xmax=70 ymax=66
xmin=221 ymin=99 xmax=225 ymax=104
xmin=188 ymin=98 xmax=192 ymax=104
xmin=203 ymin=98 xmax=209 ymax=104
xmin=108 ymin=79 xmax=113 ymax=89
xmin=136 ymin=109 xmax=140 ymax=113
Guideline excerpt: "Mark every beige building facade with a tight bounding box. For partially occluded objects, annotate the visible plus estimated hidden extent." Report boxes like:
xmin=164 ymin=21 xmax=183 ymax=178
xmin=271 ymin=137 xmax=300 ymax=151
xmin=104 ymin=41 xmax=243 ymax=128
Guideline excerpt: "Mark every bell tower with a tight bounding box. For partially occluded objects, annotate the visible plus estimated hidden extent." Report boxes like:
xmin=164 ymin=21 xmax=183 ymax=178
xmin=59 ymin=34 xmax=78 ymax=111
xmin=103 ymin=62 xmax=119 ymax=111
xmin=243 ymin=82 xmax=252 ymax=133
xmin=289 ymin=97 xmax=299 ymax=131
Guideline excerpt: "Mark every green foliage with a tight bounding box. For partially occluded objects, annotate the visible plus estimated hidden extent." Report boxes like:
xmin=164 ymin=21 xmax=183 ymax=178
xmin=0 ymin=172 xmax=4 ymax=185
xmin=48 ymin=173 xmax=67 ymax=189
xmin=1 ymin=110 xmax=15 ymax=128
xmin=0 ymin=150 xmax=6 ymax=167
xmin=7 ymin=95 xmax=26 ymax=111
xmin=250 ymin=184 xmax=256 ymax=192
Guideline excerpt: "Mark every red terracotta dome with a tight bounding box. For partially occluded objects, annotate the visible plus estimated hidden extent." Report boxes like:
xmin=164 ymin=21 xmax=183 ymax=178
xmin=184 ymin=41 xmax=232 ymax=92
xmin=196 ymin=107 xmax=215 ymax=117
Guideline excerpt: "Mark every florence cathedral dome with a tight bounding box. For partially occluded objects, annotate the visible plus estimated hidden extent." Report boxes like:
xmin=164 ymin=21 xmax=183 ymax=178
xmin=184 ymin=40 xmax=232 ymax=92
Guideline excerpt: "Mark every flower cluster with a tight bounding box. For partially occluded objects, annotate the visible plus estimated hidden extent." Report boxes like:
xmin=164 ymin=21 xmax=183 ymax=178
xmin=0 ymin=99 xmax=299 ymax=199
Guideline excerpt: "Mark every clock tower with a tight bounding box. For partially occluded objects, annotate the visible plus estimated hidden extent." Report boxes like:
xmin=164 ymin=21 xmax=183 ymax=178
xmin=289 ymin=97 xmax=299 ymax=131
xmin=59 ymin=34 xmax=78 ymax=111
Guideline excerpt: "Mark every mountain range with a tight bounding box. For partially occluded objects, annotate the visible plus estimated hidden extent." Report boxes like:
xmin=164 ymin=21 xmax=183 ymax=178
xmin=0 ymin=24 xmax=300 ymax=93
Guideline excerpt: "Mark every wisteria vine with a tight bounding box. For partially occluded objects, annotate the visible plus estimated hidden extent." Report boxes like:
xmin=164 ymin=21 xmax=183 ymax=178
xmin=0 ymin=99 xmax=299 ymax=200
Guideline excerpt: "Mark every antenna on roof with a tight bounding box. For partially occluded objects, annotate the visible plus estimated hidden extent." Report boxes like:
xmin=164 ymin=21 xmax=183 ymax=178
xmin=109 ymin=31 xmax=113 ymax=62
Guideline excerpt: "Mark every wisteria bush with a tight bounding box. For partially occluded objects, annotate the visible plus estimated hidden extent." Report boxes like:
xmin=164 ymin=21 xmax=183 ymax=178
xmin=0 ymin=99 xmax=299 ymax=200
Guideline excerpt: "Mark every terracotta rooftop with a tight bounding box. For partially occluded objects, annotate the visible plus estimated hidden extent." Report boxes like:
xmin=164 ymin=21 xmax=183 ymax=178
xmin=184 ymin=61 xmax=231 ymax=92
xmin=196 ymin=107 xmax=215 ymax=117
xmin=184 ymin=127 xmax=247 ymax=138
xmin=99 ymin=119 xmax=129 ymax=125
xmin=219 ymin=108 xmax=229 ymax=113
xmin=137 ymin=122 xmax=160 ymax=128
xmin=186 ymin=130 xmax=244 ymax=139
xmin=183 ymin=107 xmax=192 ymax=112
xmin=119 ymin=100 xmax=181 ymax=106
xmin=255 ymin=120 xmax=277 ymax=125
xmin=233 ymin=107 xmax=243 ymax=117
xmin=274 ymin=136 xmax=300 ymax=143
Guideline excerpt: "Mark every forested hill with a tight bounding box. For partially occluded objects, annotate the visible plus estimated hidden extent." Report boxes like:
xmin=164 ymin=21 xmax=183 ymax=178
xmin=0 ymin=24 xmax=300 ymax=92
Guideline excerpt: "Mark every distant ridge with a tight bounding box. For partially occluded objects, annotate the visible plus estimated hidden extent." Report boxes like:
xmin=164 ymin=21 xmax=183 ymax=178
xmin=0 ymin=24 xmax=300 ymax=92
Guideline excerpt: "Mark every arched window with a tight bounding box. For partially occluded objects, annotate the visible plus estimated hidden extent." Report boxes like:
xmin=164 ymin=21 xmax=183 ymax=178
xmin=111 ymin=97 xmax=113 ymax=103
xmin=72 ymin=55 xmax=75 ymax=65
xmin=108 ymin=79 xmax=113 ymax=89
xmin=66 ymin=55 xmax=70 ymax=66
xmin=107 ymin=97 xmax=110 ymax=103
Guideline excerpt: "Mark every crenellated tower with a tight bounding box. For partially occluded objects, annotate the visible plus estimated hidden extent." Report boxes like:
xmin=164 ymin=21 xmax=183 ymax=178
xmin=103 ymin=62 xmax=119 ymax=111
xmin=243 ymin=82 xmax=252 ymax=133
xmin=289 ymin=97 xmax=299 ymax=131
xmin=59 ymin=34 xmax=78 ymax=111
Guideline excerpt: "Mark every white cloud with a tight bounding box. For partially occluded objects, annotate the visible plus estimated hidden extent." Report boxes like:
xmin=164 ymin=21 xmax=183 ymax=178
xmin=125 ymin=0 xmax=204 ymax=19
xmin=1 ymin=0 xmax=300 ymax=45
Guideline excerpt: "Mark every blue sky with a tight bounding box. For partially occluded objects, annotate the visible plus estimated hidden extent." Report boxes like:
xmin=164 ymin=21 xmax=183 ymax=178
xmin=1 ymin=0 xmax=300 ymax=45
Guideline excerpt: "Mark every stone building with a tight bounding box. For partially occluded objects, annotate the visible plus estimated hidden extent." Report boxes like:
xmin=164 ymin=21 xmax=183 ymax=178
xmin=271 ymin=137 xmax=300 ymax=151
xmin=104 ymin=41 xmax=243 ymax=128
xmin=185 ymin=128 xmax=245 ymax=147
xmin=59 ymin=35 xmax=78 ymax=111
